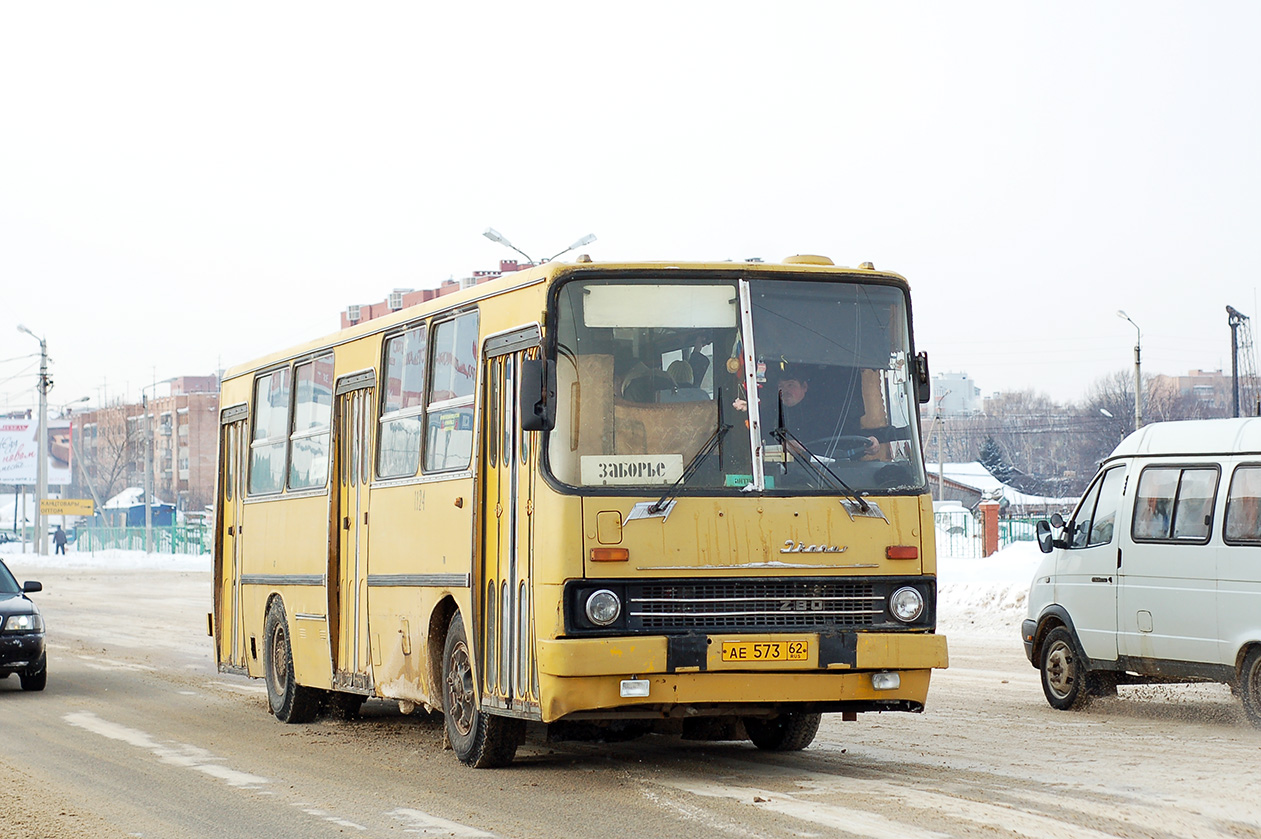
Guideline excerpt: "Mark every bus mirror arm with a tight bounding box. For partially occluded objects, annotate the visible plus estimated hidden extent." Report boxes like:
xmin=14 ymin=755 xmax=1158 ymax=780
xmin=915 ymin=352 xmax=931 ymax=404
xmin=520 ymin=357 xmax=556 ymax=432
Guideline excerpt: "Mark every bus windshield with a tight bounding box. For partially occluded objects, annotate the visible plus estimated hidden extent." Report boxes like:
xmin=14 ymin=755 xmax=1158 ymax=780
xmin=548 ymin=275 xmax=925 ymax=495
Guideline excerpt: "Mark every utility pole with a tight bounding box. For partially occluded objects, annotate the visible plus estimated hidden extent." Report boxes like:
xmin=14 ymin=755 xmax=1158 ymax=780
xmin=1117 ymin=311 xmax=1142 ymax=430
xmin=17 ymin=325 xmax=50 ymax=555
xmin=143 ymin=392 xmax=153 ymax=553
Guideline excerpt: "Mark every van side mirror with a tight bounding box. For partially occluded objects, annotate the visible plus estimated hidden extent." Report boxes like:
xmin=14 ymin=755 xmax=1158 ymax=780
xmin=519 ymin=357 xmax=556 ymax=432
xmin=915 ymin=352 xmax=931 ymax=404
xmin=1035 ymin=520 xmax=1054 ymax=554
xmin=1050 ymin=512 xmax=1065 ymax=528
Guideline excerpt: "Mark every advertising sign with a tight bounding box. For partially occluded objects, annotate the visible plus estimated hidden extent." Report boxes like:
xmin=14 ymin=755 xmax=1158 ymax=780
xmin=41 ymin=498 xmax=95 ymax=516
xmin=0 ymin=418 xmax=73 ymax=486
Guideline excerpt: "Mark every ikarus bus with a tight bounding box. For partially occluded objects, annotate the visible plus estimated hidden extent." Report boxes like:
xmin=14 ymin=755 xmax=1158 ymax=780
xmin=212 ymin=253 xmax=948 ymax=767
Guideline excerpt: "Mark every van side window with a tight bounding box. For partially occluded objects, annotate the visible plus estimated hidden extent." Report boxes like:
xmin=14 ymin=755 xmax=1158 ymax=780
xmin=1069 ymin=466 xmax=1124 ymax=548
xmin=1132 ymin=466 xmax=1219 ymax=544
xmin=1225 ymin=465 xmax=1261 ymax=544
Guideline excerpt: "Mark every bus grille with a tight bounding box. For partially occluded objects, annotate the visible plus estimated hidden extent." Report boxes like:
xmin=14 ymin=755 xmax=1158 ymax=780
xmin=629 ymin=580 xmax=883 ymax=631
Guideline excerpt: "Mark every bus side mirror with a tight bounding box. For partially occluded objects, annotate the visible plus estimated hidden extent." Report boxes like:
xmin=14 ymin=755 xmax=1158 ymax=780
xmin=1036 ymin=520 xmax=1054 ymax=553
xmin=520 ymin=357 xmax=556 ymax=432
xmin=915 ymin=352 xmax=931 ymax=404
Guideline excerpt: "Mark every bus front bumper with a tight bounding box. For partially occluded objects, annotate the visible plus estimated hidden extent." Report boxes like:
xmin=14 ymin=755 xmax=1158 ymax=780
xmin=535 ymin=631 xmax=948 ymax=723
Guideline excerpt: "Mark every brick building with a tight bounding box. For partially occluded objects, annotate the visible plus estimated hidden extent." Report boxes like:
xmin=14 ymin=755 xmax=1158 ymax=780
xmin=340 ymin=260 xmax=528 ymax=328
xmin=72 ymin=376 xmax=220 ymax=515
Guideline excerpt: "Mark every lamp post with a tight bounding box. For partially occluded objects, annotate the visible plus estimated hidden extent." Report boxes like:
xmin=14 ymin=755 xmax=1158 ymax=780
xmin=16 ymin=325 xmax=50 ymax=555
xmin=483 ymin=228 xmax=597 ymax=264
xmin=1116 ymin=310 xmax=1142 ymax=430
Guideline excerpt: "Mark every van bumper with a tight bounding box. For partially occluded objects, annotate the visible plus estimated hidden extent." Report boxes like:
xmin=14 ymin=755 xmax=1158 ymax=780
xmin=1021 ymin=619 xmax=1037 ymax=664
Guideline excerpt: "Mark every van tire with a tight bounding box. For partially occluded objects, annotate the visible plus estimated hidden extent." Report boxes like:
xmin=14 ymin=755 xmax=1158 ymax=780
xmin=1240 ymin=648 xmax=1261 ymax=728
xmin=1039 ymin=627 xmax=1092 ymax=711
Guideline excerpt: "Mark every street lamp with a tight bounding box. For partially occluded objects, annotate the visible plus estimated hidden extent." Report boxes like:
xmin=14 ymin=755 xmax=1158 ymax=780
xmin=484 ymin=228 xmax=598 ymax=264
xmin=1116 ymin=310 xmax=1142 ymax=430
xmin=483 ymin=227 xmax=536 ymax=264
xmin=16 ymin=324 xmax=50 ymax=555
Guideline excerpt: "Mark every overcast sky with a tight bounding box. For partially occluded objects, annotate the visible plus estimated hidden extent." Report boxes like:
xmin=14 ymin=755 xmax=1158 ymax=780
xmin=3 ymin=2 xmax=1259 ymax=413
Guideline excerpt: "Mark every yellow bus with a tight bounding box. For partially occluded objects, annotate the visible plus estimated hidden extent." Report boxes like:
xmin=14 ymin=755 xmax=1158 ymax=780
xmin=212 ymin=254 xmax=948 ymax=767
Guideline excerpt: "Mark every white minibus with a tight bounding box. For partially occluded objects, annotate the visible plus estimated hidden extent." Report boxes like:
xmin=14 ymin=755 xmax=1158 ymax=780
xmin=1024 ymin=418 xmax=1261 ymax=725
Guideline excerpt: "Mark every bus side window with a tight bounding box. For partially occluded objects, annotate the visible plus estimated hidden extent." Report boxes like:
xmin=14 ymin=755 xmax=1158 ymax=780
xmin=425 ymin=311 xmax=479 ymax=472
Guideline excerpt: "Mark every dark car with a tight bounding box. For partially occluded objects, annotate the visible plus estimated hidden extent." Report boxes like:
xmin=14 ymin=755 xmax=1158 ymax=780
xmin=0 ymin=558 xmax=46 ymax=691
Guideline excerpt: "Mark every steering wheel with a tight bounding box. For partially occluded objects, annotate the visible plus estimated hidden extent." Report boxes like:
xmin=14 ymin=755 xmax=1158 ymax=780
xmin=801 ymin=434 xmax=873 ymax=461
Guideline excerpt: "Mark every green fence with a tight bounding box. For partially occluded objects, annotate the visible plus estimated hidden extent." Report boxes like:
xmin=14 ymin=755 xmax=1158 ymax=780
xmin=73 ymin=525 xmax=212 ymax=555
xmin=934 ymin=511 xmax=1045 ymax=558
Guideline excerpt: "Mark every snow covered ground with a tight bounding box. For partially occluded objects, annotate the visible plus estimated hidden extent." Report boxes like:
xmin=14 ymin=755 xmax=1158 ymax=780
xmin=0 ymin=539 xmax=1044 ymax=643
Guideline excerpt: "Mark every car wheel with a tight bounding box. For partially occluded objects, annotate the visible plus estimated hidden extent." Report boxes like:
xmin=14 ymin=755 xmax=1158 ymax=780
xmin=263 ymin=601 xmax=319 ymax=723
xmin=1240 ymin=647 xmax=1261 ymax=728
xmin=442 ymin=611 xmax=524 ymax=768
xmin=744 ymin=712 xmax=821 ymax=751
xmin=1040 ymin=626 xmax=1092 ymax=710
xmin=20 ymin=654 xmax=46 ymax=692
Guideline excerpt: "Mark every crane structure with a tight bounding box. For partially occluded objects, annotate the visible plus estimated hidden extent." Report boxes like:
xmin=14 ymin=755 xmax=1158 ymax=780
xmin=1227 ymin=305 xmax=1260 ymax=417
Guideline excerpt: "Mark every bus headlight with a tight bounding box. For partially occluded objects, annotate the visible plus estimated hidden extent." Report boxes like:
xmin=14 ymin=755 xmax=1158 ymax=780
xmin=889 ymin=587 xmax=924 ymax=623
xmin=585 ymin=589 xmax=622 ymax=626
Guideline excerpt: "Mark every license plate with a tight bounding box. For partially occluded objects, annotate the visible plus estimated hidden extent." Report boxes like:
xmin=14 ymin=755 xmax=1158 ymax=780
xmin=720 ymin=640 xmax=809 ymax=663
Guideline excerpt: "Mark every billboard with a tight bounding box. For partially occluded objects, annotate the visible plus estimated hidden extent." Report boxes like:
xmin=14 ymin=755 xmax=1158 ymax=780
xmin=0 ymin=418 xmax=72 ymax=486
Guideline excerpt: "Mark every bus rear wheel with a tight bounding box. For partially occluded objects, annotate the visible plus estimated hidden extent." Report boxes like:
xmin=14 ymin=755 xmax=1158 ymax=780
xmin=744 ymin=712 xmax=821 ymax=751
xmin=264 ymin=601 xmax=319 ymax=723
xmin=442 ymin=612 xmax=524 ymax=768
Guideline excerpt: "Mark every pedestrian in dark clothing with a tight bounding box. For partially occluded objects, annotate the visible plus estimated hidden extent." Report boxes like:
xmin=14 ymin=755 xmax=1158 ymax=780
xmin=53 ymin=525 xmax=67 ymax=555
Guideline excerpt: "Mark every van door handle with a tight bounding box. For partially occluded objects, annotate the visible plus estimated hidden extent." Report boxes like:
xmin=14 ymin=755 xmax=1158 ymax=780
xmin=1091 ymin=576 xmax=1113 ymax=583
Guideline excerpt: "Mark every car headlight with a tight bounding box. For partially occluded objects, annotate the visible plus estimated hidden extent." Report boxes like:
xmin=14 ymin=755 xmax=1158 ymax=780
xmin=4 ymin=614 xmax=43 ymax=632
xmin=584 ymin=589 xmax=622 ymax=626
xmin=889 ymin=587 xmax=924 ymax=622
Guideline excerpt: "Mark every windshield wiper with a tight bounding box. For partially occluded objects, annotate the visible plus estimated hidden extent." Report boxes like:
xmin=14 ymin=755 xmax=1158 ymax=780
xmin=649 ymin=389 xmax=732 ymax=515
xmin=772 ymin=393 xmax=870 ymax=513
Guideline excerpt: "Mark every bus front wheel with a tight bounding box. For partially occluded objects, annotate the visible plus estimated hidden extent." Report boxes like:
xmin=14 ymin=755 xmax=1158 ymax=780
xmin=442 ymin=612 xmax=524 ymax=768
xmin=744 ymin=712 xmax=821 ymax=751
xmin=263 ymin=601 xmax=319 ymax=724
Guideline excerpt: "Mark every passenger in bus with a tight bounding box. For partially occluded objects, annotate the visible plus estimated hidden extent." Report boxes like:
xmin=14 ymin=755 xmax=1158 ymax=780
xmin=658 ymin=360 xmax=709 ymax=402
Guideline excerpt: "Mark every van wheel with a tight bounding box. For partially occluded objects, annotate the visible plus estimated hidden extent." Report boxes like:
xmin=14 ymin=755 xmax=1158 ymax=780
xmin=263 ymin=601 xmax=319 ymax=723
xmin=1240 ymin=648 xmax=1261 ymax=728
xmin=442 ymin=612 xmax=524 ymax=767
xmin=744 ymin=712 xmax=821 ymax=751
xmin=1040 ymin=627 xmax=1092 ymax=711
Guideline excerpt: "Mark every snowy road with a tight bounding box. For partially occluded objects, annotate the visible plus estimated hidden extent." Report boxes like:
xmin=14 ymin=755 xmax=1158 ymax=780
xmin=2 ymin=555 xmax=1260 ymax=838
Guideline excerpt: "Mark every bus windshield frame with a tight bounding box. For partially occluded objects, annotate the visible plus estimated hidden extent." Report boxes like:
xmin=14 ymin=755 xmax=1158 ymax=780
xmin=545 ymin=271 xmax=927 ymax=497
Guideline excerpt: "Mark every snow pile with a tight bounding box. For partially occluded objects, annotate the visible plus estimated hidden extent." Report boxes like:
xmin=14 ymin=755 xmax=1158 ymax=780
xmin=0 ymin=544 xmax=209 ymax=573
xmin=937 ymin=542 xmax=1042 ymax=638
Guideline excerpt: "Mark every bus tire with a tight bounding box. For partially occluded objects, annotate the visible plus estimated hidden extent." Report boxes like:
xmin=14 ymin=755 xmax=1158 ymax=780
xmin=264 ymin=601 xmax=319 ymax=724
xmin=442 ymin=612 xmax=524 ymax=768
xmin=1040 ymin=626 xmax=1091 ymax=711
xmin=744 ymin=712 xmax=821 ymax=751
xmin=1240 ymin=647 xmax=1261 ymax=728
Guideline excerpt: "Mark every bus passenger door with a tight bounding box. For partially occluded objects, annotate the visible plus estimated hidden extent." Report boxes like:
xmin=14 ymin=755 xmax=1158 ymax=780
xmin=479 ymin=340 xmax=541 ymax=716
xmin=216 ymin=408 xmax=249 ymax=670
xmin=332 ymin=382 xmax=374 ymax=691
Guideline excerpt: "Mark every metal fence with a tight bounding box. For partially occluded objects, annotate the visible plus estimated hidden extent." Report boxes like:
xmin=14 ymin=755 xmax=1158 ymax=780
xmin=934 ymin=510 xmax=1044 ymax=559
xmin=73 ymin=525 xmax=212 ymax=555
